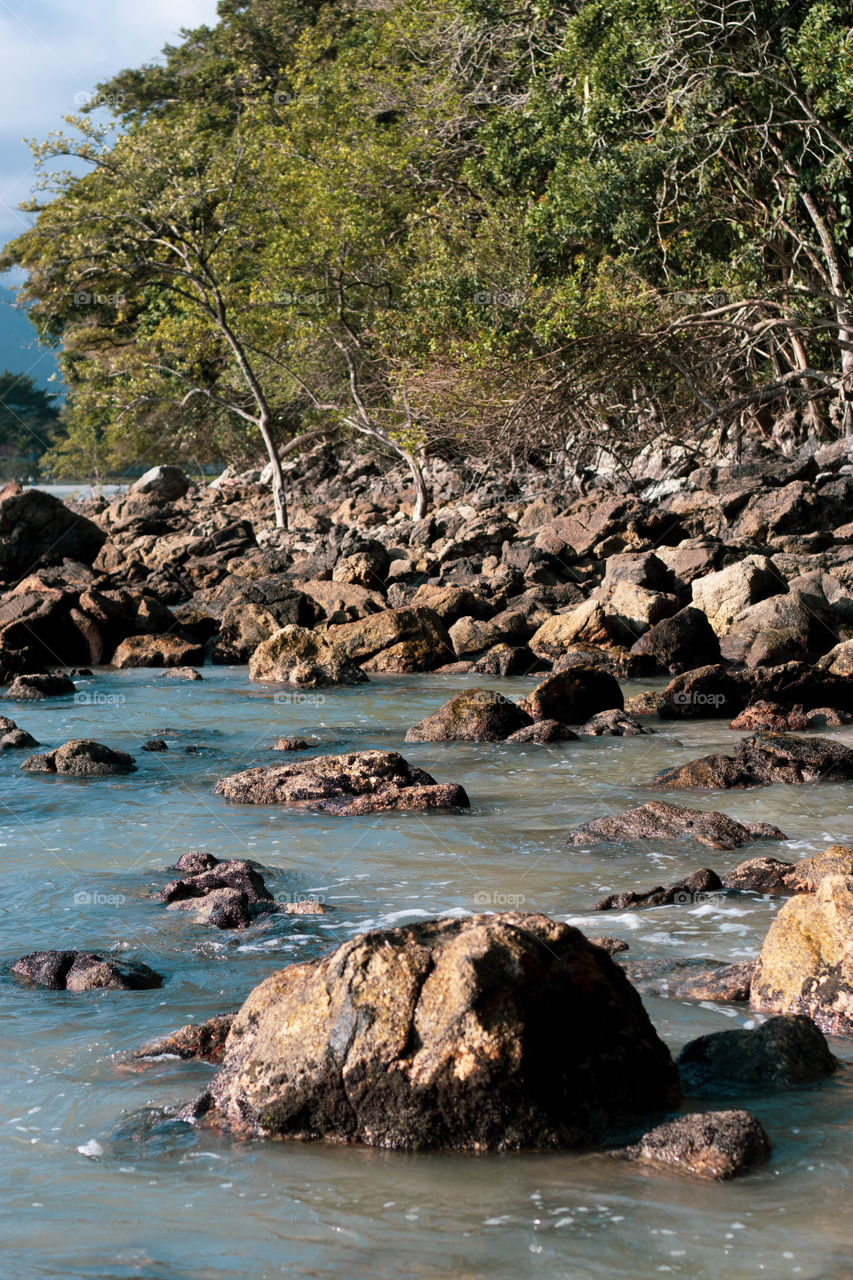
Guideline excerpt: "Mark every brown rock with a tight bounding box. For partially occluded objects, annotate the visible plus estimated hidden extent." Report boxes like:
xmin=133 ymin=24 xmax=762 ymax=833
xmin=248 ymin=625 xmax=368 ymax=687
xmin=405 ymin=689 xmax=531 ymax=743
xmin=111 ymin=634 xmax=205 ymax=669
xmin=567 ymin=799 xmax=786 ymax=850
xmin=21 ymin=739 xmax=136 ymax=776
xmin=676 ymin=1015 xmax=838 ymax=1092
xmin=617 ymin=1109 xmax=771 ymax=1180
xmin=520 ymin=668 xmax=623 ymax=724
xmin=135 ymin=1014 xmax=236 ymax=1062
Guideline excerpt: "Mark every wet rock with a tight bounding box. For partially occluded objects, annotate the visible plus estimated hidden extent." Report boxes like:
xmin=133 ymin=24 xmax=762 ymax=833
xmin=621 ymin=957 xmax=755 ymax=1004
xmin=0 ymin=489 xmax=106 ymax=579
xmin=325 ymin=607 xmax=454 ymax=671
xmin=588 ymin=936 xmax=630 ymax=955
xmin=215 ymin=749 xmax=470 ymax=814
xmin=751 ymin=875 xmax=853 ymax=1034
xmin=744 ymin=660 xmax=853 ymax=713
xmin=162 ymin=856 xmax=275 ymax=930
xmin=0 ymin=716 xmax=38 ymax=749
xmin=248 ymin=625 xmax=368 ymax=687
xmin=657 ymin=665 xmax=746 ymax=719
xmin=785 ymin=846 xmax=853 ymax=893
xmin=691 ymin=555 xmax=785 ymax=635
xmin=111 ymin=634 xmax=205 ymax=669
xmin=282 ymin=898 xmax=326 ymax=915
xmin=629 ymin=607 xmax=721 ymax=673
xmin=650 ymin=732 xmax=853 ymax=790
xmin=505 ymin=719 xmax=579 ymax=743
xmin=677 ymin=1015 xmax=838 ymax=1092
xmin=623 ymin=690 xmax=662 ymax=717
xmin=567 ymin=800 xmax=785 ymax=850
xmin=164 ymin=666 xmax=202 ymax=681
xmin=593 ymin=868 xmax=722 ymax=911
xmin=5 ymin=673 xmax=75 ymax=700
xmin=135 ymin=1013 xmax=236 ymax=1062
xmin=21 ymin=739 xmax=136 ymax=776
xmin=274 ymin=737 xmax=311 ymax=751
xmin=142 ymin=738 xmax=168 ymax=752
xmin=182 ymin=912 xmax=680 ymax=1148
xmin=405 ymin=689 xmax=531 ymax=743
xmin=519 ymin=668 xmax=623 ymax=725
xmin=10 ymin=950 xmax=162 ymax=991
xmin=729 ymin=701 xmax=812 ymax=731
xmin=173 ymin=850 xmax=220 ymax=874
xmin=616 ymin=1109 xmax=771 ymax=1180
xmin=578 ymin=709 xmax=652 ymax=736
xmin=130 ymin=465 xmax=192 ymax=501
xmin=721 ymin=856 xmax=795 ymax=892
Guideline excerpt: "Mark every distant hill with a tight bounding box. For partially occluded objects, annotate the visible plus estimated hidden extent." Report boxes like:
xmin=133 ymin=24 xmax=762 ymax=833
xmin=0 ymin=285 xmax=61 ymax=390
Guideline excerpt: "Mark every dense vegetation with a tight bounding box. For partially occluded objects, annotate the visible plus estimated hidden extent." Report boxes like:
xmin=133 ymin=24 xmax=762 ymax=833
xmin=0 ymin=371 xmax=60 ymax=472
xmin=2 ymin=0 xmax=852 ymax=519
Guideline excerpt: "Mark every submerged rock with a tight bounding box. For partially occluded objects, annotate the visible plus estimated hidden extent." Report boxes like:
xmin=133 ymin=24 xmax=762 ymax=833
xmin=183 ymin=912 xmax=680 ymax=1148
xmin=505 ymin=719 xmax=579 ymax=743
xmin=676 ymin=1015 xmax=838 ymax=1092
xmin=405 ymin=689 xmax=531 ymax=742
xmin=5 ymin=673 xmax=75 ymax=700
xmin=21 ymin=739 xmax=137 ymax=776
xmin=10 ymin=950 xmax=162 ymax=991
xmin=161 ymin=855 xmax=275 ymax=931
xmin=621 ymin=957 xmax=755 ymax=1004
xmin=593 ymin=868 xmax=722 ymax=911
xmin=751 ymin=875 xmax=853 ymax=1035
xmin=519 ymin=668 xmax=623 ymax=724
xmin=215 ymin=749 xmax=470 ymax=814
xmin=135 ymin=1014 xmax=236 ymax=1062
xmin=721 ymin=856 xmax=795 ymax=892
xmin=566 ymin=800 xmax=786 ymax=850
xmin=616 ymin=1109 xmax=771 ymax=1180
xmin=578 ymin=709 xmax=652 ymax=736
xmin=650 ymin=732 xmax=853 ymax=790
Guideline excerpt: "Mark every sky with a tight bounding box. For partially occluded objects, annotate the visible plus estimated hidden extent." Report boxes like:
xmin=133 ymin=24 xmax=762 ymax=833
xmin=0 ymin=0 xmax=220 ymax=386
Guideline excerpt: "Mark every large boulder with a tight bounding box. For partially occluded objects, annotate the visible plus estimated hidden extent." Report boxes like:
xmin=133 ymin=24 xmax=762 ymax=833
xmin=325 ymin=607 xmax=453 ymax=671
xmin=650 ymin=732 xmax=853 ymax=790
xmin=529 ymin=601 xmax=633 ymax=656
xmin=248 ymin=625 xmax=368 ymax=687
xmin=676 ymin=1016 xmax=838 ymax=1092
xmin=721 ymin=593 xmax=832 ymax=668
xmin=130 ymin=465 xmax=192 ymax=501
xmin=21 ymin=739 xmax=136 ymax=776
xmin=519 ymin=668 xmax=623 ymax=724
xmin=0 ymin=490 xmax=105 ymax=580
xmin=751 ymin=875 xmax=853 ymax=1035
xmin=111 ymin=634 xmax=205 ymax=669
xmin=629 ymin=607 xmax=722 ymax=674
xmin=691 ymin=555 xmax=785 ymax=635
xmin=405 ymin=689 xmax=532 ymax=742
xmin=784 ymin=845 xmax=853 ymax=893
xmin=566 ymin=799 xmax=786 ymax=850
xmin=11 ymin=949 xmax=162 ymax=991
xmin=5 ymin=673 xmax=75 ymax=700
xmin=616 ymin=1109 xmax=771 ymax=1180
xmin=215 ymin=749 xmax=469 ymax=814
xmin=183 ymin=912 xmax=680 ymax=1148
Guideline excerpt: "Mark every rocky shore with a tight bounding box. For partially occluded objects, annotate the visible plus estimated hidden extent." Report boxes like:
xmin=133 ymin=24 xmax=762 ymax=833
xmin=2 ymin=439 xmax=852 ymax=1179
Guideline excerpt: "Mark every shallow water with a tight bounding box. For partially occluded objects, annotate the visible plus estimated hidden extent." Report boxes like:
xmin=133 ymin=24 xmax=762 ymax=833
xmin=0 ymin=667 xmax=850 ymax=1280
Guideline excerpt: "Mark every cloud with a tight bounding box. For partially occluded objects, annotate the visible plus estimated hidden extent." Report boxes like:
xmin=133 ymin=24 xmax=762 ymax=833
xmin=0 ymin=0 xmax=220 ymax=242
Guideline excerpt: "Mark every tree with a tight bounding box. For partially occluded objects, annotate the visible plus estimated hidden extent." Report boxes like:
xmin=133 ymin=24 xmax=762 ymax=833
xmin=0 ymin=370 xmax=60 ymax=467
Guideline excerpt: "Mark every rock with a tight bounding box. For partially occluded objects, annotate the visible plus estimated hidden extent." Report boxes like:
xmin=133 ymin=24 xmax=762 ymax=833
xmin=142 ymin=738 xmax=168 ymax=752
xmin=173 ymin=850 xmax=220 ymax=873
xmin=410 ymin=584 xmax=494 ymax=625
xmin=721 ymin=593 xmax=831 ymax=668
xmin=745 ymin=659 xmax=853 ymax=712
xmin=567 ymin=800 xmax=786 ymax=850
xmin=282 ymin=897 xmax=326 ymax=915
xmin=785 ymin=846 xmax=853 ymax=892
xmin=593 ymin=868 xmax=722 ymax=911
xmin=650 ymin=732 xmax=853 ymax=790
xmin=274 ymin=737 xmax=311 ymax=751
xmin=404 ymin=689 xmax=531 ymax=743
xmin=616 ymin=1109 xmax=771 ymax=1180
xmin=729 ymin=701 xmax=811 ymax=731
xmin=657 ymin=665 xmax=746 ymax=719
xmin=5 ymin=673 xmax=75 ymax=700
xmin=164 ymin=666 xmax=202 ymax=681
xmin=588 ymin=936 xmax=630 ymax=955
xmin=505 ymin=719 xmax=579 ymax=743
xmin=212 ymin=581 xmax=321 ymax=659
xmin=0 ymin=490 xmax=106 ymax=580
xmin=722 ymin=856 xmax=795 ymax=892
xmin=623 ymin=690 xmax=663 ymax=717
xmin=111 ymin=634 xmax=205 ymax=669
xmin=10 ymin=950 xmax=162 ymax=991
xmin=161 ymin=857 xmax=275 ymax=930
xmin=21 ymin=739 xmax=136 ymax=776
xmin=676 ymin=1015 xmax=838 ymax=1092
xmin=248 ymin=625 xmax=368 ymax=687
xmin=297 ymin=579 xmax=384 ymax=625
xmin=135 ymin=1014 xmax=236 ymax=1062
xmin=601 ymin=551 xmax=674 ymax=594
xmin=519 ymin=668 xmax=623 ymax=724
xmin=605 ymin=580 xmax=680 ymax=635
xmin=553 ymin=642 xmax=651 ymax=680
xmin=472 ymin=643 xmax=547 ymax=677
xmin=0 ymin=725 xmax=38 ymax=749
xmin=691 ymin=555 xmax=785 ymax=635
xmin=528 ymin=600 xmax=633 ymax=656
xmin=621 ymin=957 xmax=755 ymax=1004
xmin=325 ymin=607 xmax=454 ymax=671
xmin=182 ymin=912 xmax=680 ymax=1148
xmin=751 ymin=875 xmax=853 ymax=1034
xmin=215 ymin=749 xmax=470 ymax=814
xmin=332 ymin=549 xmax=390 ymax=591
xmin=817 ymin=638 xmax=853 ymax=677
xmin=130 ymin=465 xmax=192 ymax=500
xmin=629 ymin=607 xmax=721 ymax=674
xmin=448 ymin=610 xmax=532 ymax=657
xmin=578 ymin=709 xmax=651 ymax=736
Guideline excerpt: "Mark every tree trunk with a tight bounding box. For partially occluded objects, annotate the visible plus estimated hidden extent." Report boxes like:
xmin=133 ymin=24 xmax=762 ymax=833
xmin=403 ymin=446 xmax=429 ymax=521
xmin=258 ymin=414 xmax=288 ymax=529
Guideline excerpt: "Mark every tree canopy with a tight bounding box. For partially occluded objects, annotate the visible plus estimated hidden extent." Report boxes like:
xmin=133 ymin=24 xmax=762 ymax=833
xmin=2 ymin=0 xmax=851 ymax=513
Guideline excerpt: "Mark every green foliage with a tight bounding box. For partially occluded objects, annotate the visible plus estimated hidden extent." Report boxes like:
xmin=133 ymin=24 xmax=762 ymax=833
xmin=0 ymin=370 xmax=60 ymax=467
